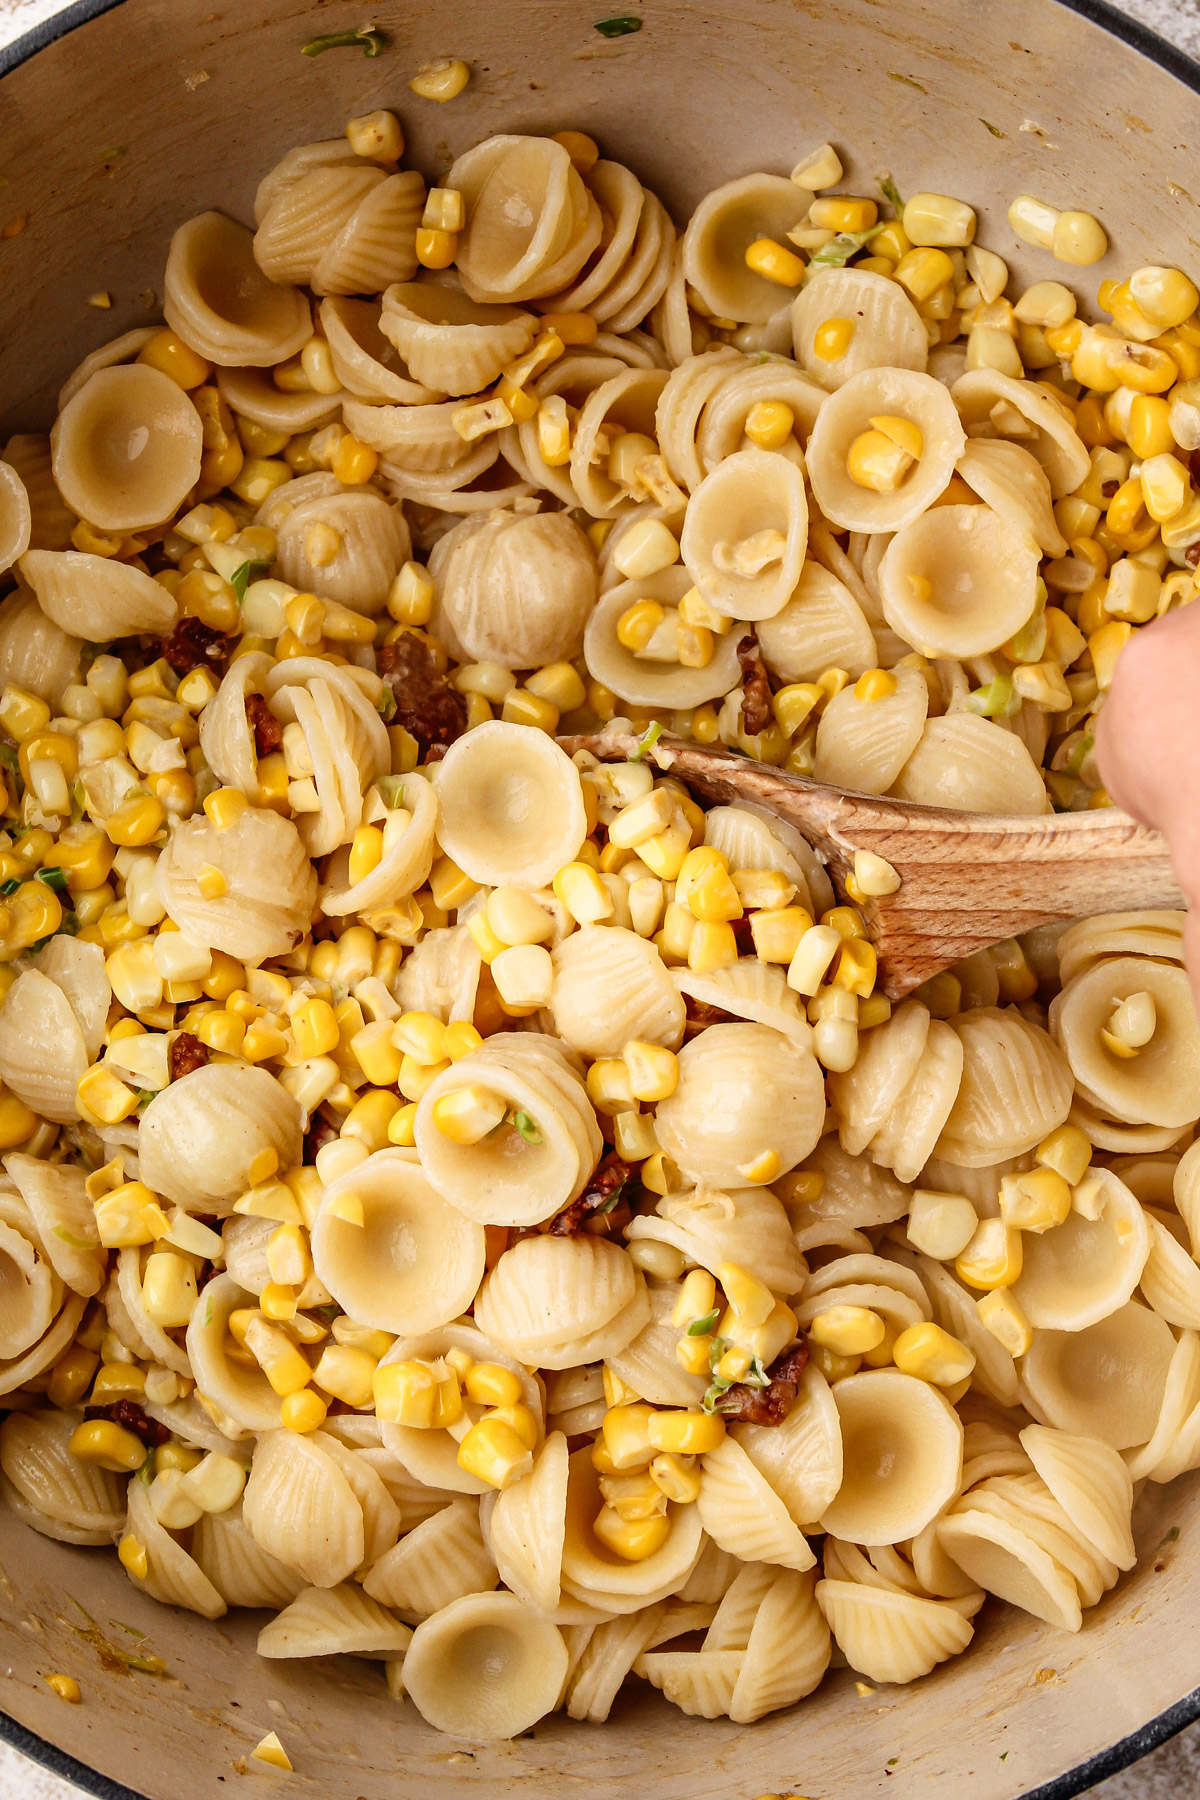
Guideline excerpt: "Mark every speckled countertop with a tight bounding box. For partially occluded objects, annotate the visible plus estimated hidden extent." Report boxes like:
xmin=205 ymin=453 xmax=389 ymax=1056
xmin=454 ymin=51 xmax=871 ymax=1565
xmin=1 ymin=0 xmax=1200 ymax=1795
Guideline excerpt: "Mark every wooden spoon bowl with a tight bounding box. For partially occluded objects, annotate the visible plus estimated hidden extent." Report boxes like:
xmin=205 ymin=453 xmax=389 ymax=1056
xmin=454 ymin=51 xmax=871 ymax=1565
xmin=560 ymin=732 xmax=1184 ymax=999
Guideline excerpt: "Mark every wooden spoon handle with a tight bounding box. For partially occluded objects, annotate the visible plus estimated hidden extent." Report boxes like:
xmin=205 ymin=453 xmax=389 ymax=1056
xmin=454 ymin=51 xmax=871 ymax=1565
xmin=560 ymin=733 xmax=1185 ymax=998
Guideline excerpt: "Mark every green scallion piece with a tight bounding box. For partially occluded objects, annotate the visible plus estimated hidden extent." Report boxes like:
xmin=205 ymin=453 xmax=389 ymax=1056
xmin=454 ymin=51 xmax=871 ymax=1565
xmin=687 ymin=1309 xmax=720 ymax=1337
xmin=808 ymin=224 xmax=884 ymax=268
xmin=629 ymin=718 xmax=664 ymax=761
xmin=301 ymin=27 xmax=387 ymax=58
xmin=594 ymin=15 xmax=642 ymax=35
xmin=35 ymin=865 xmax=69 ymax=895
xmin=229 ymin=559 xmax=270 ymax=603
xmin=879 ymin=175 xmax=905 ymax=213
xmin=511 ymin=1109 xmax=543 ymax=1145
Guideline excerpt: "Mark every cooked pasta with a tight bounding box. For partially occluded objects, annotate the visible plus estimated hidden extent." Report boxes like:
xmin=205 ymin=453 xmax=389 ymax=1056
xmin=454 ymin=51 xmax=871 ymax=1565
xmin=1 ymin=106 xmax=1197 ymax=1753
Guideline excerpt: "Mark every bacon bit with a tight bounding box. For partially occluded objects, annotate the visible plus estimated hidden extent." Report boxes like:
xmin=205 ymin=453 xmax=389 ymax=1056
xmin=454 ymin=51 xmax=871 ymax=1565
xmin=377 ymin=632 xmax=467 ymax=756
xmin=1188 ymin=542 xmax=1200 ymax=568
xmin=683 ymin=995 xmax=736 ymax=1041
xmin=737 ymin=633 xmax=774 ymax=737
xmin=304 ymin=1109 xmax=339 ymax=1163
xmin=161 ymin=616 xmax=233 ymax=675
xmin=715 ymin=1339 xmax=808 ymax=1426
xmin=1101 ymin=478 xmax=1120 ymax=498
xmin=244 ymin=693 xmax=283 ymax=757
xmin=83 ymin=1400 xmax=170 ymax=1448
xmin=550 ymin=1152 xmax=635 ymax=1236
xmin=168 ymin=1032 xmax=210 ymax=1081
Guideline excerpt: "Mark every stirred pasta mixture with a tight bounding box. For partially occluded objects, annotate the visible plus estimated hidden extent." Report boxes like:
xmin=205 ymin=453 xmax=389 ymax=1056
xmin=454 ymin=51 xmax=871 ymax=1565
xmin=3 ymin=99 xmax=1200 ymax=1752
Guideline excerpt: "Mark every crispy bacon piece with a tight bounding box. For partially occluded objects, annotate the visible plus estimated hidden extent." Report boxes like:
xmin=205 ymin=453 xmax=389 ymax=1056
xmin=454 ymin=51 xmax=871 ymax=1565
xmin=304 ymin=1109 xmax=339 ymax=1163
xmin=162 ymin=616 xmax=233 ymax=675
xmin=244 ymin=692 xmax=283 ymax=757
xmin=168 ymin=1032 xmax=210 ymax=1081
xmin=83 ymin=1400 xmax=170 ymax=1448
xmin=737 ymin=633 xmax=774 ymax=737
xmin=377 ymin=632 xmax=467 ymax=756
xmin=683 ymin=995 xmax=736 ymax=1041
xmin=715 ymin=1339 xmax=808 ymax=1426
xmin=550 ymin=1152 xmax=635 ymax=1236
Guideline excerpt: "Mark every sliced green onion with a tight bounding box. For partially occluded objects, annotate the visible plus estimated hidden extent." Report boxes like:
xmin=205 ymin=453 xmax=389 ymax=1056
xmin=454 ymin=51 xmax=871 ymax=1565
xmin=376 ymin=687 xmax=397 ymax=722
xmin=511 ymin=1109 xmax=543 ymax=1145
xmin=687 ymin=1309 xmax=720 ymax=1337
xmin=962 ymin=674 xmax=1019 ymax=719
xmin=879 ymin=174 xmax=905 ymax=213
xmin=229 ymin=559 xmax=270 ymax=603
xmin=0 ymin=878 xmax=18 ymax=896
xmin=35 ymin=866 xmax=69 ymax=895
xmin=702 ymin=1376 xmax=733 ymax=1413
xmin=629 ymin=718 xmax=664 ymax=761
xmin=808 ymin=225 xmax=885 ymax=269
xmin=301 ymin=27 xmax=386 ymax=58
xmin=594 ymin=15 xmax=642 ymax=35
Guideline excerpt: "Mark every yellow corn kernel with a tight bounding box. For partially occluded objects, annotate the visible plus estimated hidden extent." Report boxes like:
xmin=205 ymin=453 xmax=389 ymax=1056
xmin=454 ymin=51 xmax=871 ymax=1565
xmin=894 ymin=246 xmax=956 ymax=302
xmin=1089 ymin=620 xmax=1134 ymax=689
xmin=348 ymin=1019 xmax=402 ymax=1088
xmin=244 ymin=1315 xmax=311 ymax=1395
xmin=976 ymin=1288 xmax=1034 ymax=1358
xmin=500 ymin=687 xmax=559 ymax=733
xmin=486 ymin=1401 xmax=537 ymax=1450
xmin=955 ymin=1219 xmax=1024 ymax=1290
xmin=455 ymin=1362 xmax=521 ymax=1412
xmin=683 ymin=861 xmax=743 ymax=927
xmin=0 ymin=684 xmax=50 ymax=741
xmin=346 ymin=825 xmax=384 ymax=888
xmin=716 ymin=1262 xmax=773 ymax=1330
xmin=646 ymin=1451 xmax=699 ymax=1505
xmin=744 ymin=238 xmax=805 ymax=287
xmin=998 ymin=1166 xmax=1072 ymax=1234
xmin=0 ymin=1087 xmax=35 ymax=1149
xmin=622 ymin=1040 xmax=679 ymax=1104
xmin=259 ymin=1282 xmax=298 ymax=1322
xmin=1126 ymin=394 xmax=1176 ymax=460
xmin=669 ymin=1274 xmax=716 ymax=1336
xmin=832 ymin=938 xmax=877 ymax=998
xmin=847 ymin=427 xmax=914 ymax=493
xmin=104 ymin=794 xmax=165 ymax=848
xmin=426 ymin=856 xmax=478 ymax=914
xmin=526 ymin=661 xmax=586 ymax=714
xmin=787 ymin=923 xmax=843 ymax=996
xmin=601 ymin=1402 xmax=659 ymax=1472
xmin=69 ymin=1419 xmax=147 ymax=1473
xmin=310 ymin=1343 xmax=377 ymax=1410
xmin=744 ymin=905 xmax=811 ymax=966
xmin=646 ymin=1409 xmax=727 ymax=1456
xmin=893 ymin=1320 xmax=976 ymax=1386
xmin=715 ymin=1343 xmax=753 ymax=1382
xmin=674 ymin=1332 xmax=713 ymax=1375
xmin=812 ymin=316 xmax=854 ymax=361
xmin=457 ymin=1415 xmax=533 ymax=1490
xmin=137 ymin=327 xmax=210 ymax=389
xmin=430 ymin=1084 xmax=507 ymax=1145
xmin=551 ymin=131 xmax=600 ymax=177
xmin=202 ymin=787 xmax=249 ymax=832
xmin=342 ymin=1089 xmax=402 ymax=1152
xmin=591 ymin=1504 xmax=672 ymax=1562
xmin=547 ymin=860 xmax=612 ymax=926
xmin=44 ymin=1673 xmax=82 ymax=1704
xmin=1073 ymin=325 xmax=1178 ymax=396
xmin=392 ymin=1011 xmax=448 ymax=1066
xmin=612 ymin=520 xmax=680 ymax=582
xmin=117 ymin=1534 xmax=149 ymax=1580
xmin=743 ymin=399 xmax=796 ymax=451
xmin=386 ymin=560 xmax=435 ymax=628
xmin=77 ymin=1065 xmax=141 ymax=1127
xmin=89 ymin=1362 xmax=147 ymax=1403
xmin=1035 ymin=1122 xmax=1093 ymax=1187
xmin=410 ymin=56 xmax=471 ymax=101
xmin=47 ymin=1345 xmax=101 ymax=1410
xmin=809 ymin=1305 xmax=886 ymax=1357
xmin=903 ymin=192 xmax=976 ymax=248
xmin=687 ymin=920 xmax=738 ymax=974
xmin=1052 ymin=209 xmax=1107 ymax=266
xmin=291 ymin=997 xmax=339 ymax=1059
xmin=848 ymin=850 xmax=900 ymax=900
xmin=331 ymin=433 xmax=378 ymax=486
xmin=371 ymin=1360 xmax=431 ymax=1426
xmin=810 ymin=195 xmax=878 ymax=233
xmin=250 ymin=1733 xmax=292 ymax=1774
xmin=141 ymin=1251 xmax=198 ymax=1328
xmin=241 ymin=1019 xmax=289 ymax=1063
xmin=397 ymin=1053 xmax=450 ymax=1101
xmin=277 ymin=1388 xmax=327 ymax=1433
xmin=637 ymin=824 xmax=692 ymax=882
xmin=93 ymin=1180 xmax=170 ymax=1249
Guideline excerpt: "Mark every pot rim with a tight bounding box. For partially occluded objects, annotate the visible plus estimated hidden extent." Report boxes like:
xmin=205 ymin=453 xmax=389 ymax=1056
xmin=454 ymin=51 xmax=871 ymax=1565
xmin=0 ymin=0 xmax=1198 ymax=1794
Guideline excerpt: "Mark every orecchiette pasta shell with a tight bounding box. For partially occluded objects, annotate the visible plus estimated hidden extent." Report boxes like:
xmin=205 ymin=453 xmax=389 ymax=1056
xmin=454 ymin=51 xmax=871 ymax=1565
xmin=1141 ymin=1211 xmax=1200 ymax=1328
xmin=3 ymin=1154 xmax=104 ymax=1299
xmin=696 ymin=358 xmax=827 ymax=471
xmin=703 ymin=1561 xmax=776 ymax=1652
xmin=253 ymin=139 xmax=364 ymax=223
xmin=321 ymin=772 xmax=437 ymax=917
xmin=561 ymin=1447 xmax=704 ymax=1609
xmin=550 ymin=926 xmax=684 ymax=1058
xmin=681 ymin=446 xmax=808 ymax=623
xmin=819 ymin=1370 xmax=963 ymax=1546
xmin=0 ymin=583 xmax=80 ymax=705
xmin=956 ymin=436 xmax=1067 ymax=556
xmin=0 ymin=1410 xmax=125 ymax=1544
xmin=34 ymin=936 xmax=110 ymax=1063
xmin=879 ymin=504 xmax=1040 ymax=659
xmin=124 ymin=1473 xmax=227 ymax=1619
xmin=570 ymin=367 xmax=670 ymax=518
xmin=1125 ymin=1329 xmax=1200 ymax=1485
xmin=806 ymin=368 xmax=964 ymax=533
xmin=656 ymin=348 xmax=747 ymax=493
xmin=115 ymin=1247 xmax=191 ymax=1378
xmin=275 ymin=489 xmax=410 ymax=614
xmin=433 ymin=721 xmax=587 ymax=890
xmin=817 ymin=1579 xmax=973 ymax=1684
xmin=320 ymin=296 xmax=444 ymax=404
xmin=311 ymin=169 xmax=425 ymax=296
xmin=403 ymin=1591 xmax=568 ymax=1740
xmin=702 ymin=801 xmax=830 ymax=915
xmin=935 ymin=1007 xmax=1073 ymax=1167
xmin=140 ymin=1064 xmax=302 ymax=1213
xmin=683 ymin=174 xmax=809 ymax=324
xmin=57 ymin=327 xmax=161 ymax=411
xmin=697 ymin=1436 xmax=815 ymax=1572
xmin=584 ymin=575 xmax=748 ymax=708
xmin=1057 ymin=911 xmax=1185 ymax=985
xmin=3 ymin=434 xmax=75 ymax=551
xmin=265 ymin=658 xmax=390 ymax=857
xmin=486 ymin=1431 xmax=570 ymax=1614
xmin=756 ymin=558 xmax=879 ymax=683
xmin=815 ymin=663 xmax=929 ymax=795
xmin=792 ymin=268 xmax=928 ymax=391
xmin=475 ymin=1235 xmax=640 ymax=1365
xmin=258 ymin=1584 xmax=413 ymax=1659
xmin=0 ymin=1289 xmax=84 ymax=1401
xmin=243 ymin=1429 xmax=365 ymax=1589
xmin=450 ymin=137 xmax=576 ymax=299
xmin=673 ymin=957 xmax=813 ymax=1048
xmin=0 ymin=461 xmax=30 ymax=573
xmin=937 ymin=1508 xmax=1082 ymax=1632
xmin=193 ymin=1499 xmax=305 ymax=1610
xmin=215 ymin=365 xmax=341 ymax=435
xmin=394 ymin=924 xmax=481 ymax=1024
xmin=363 ymin=1497 xmax=498 ymax=1622
xmin=428 ymin=507 xmax=596 ymax=667
xmin=1019 ymin=1424 xmax=1136 ymax=1571
xmin=890 ymin=1244 xmax=1020 ymax=1409
xmin=606 ymin=1280 xmax=708 ymax=1409
xmin=636 ymin=1649 xmax=743 ymax=1718
xmin=828 ymin=997 xmax=931 ymax=1156
xmin=312 ymin=1149 xmax=486 ymax=1337
xmin=164 ymin=212 xmax=313 ymax=367
xmin=893 ymin=713 xmax=1050 ymax=816
xmin=782 ymin=1138 xmax=911 ymax=1251
xmin=154 ymin=805 xmax=317 ymax=961
xmin=653 ymin=1021 xmax=825 ymax=1186
xmin=0 ymin=969 xmax=88 ymax=1124
xmin=796 ymin=1251 xmax=932 ymax=1337
xmin=197 ymin=651 xmax=273 ymax=798
xmin=729 ymin=1567 xmax=830 ymax=1721
xmin=565 ymin=1605 xmax=667 ymax=1722
xmin=343 ymin=396 xmax=472 ymax=469
xmin=733 ymin=1362 xmax=844 ymax=1528
xmin=254 ymin=163 xmax=383 ymax=283
xmin=951 ymin=370 xmax=1090 ymax=498
xmin=379 ymin=1322 xmax=544 ymax=1497
xmin=21 ymin=548 xmax=177 ymax=638
xmin=1051 ymin=956 xmax=1200 ymax=1129
xmin=50 ymin=366 xmax=202 ymax=532
xmin=1022 ymin=1300 xmax=1175 ymax=1449
xmin=1012 ymin=1167 xmax=1149 ymax=1331
xmin=380 ymin=283 xmax=535 ymax=397
xmin=627 ymin=1182 xmax=807 ymax=1297
xmin=678 ymin=1537 xmax=741 ymax=1604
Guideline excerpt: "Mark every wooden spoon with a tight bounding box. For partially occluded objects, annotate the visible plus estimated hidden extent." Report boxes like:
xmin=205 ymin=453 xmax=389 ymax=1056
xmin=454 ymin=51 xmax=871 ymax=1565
xmin=559 ymin=731 xmax=1184 ymax=1000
